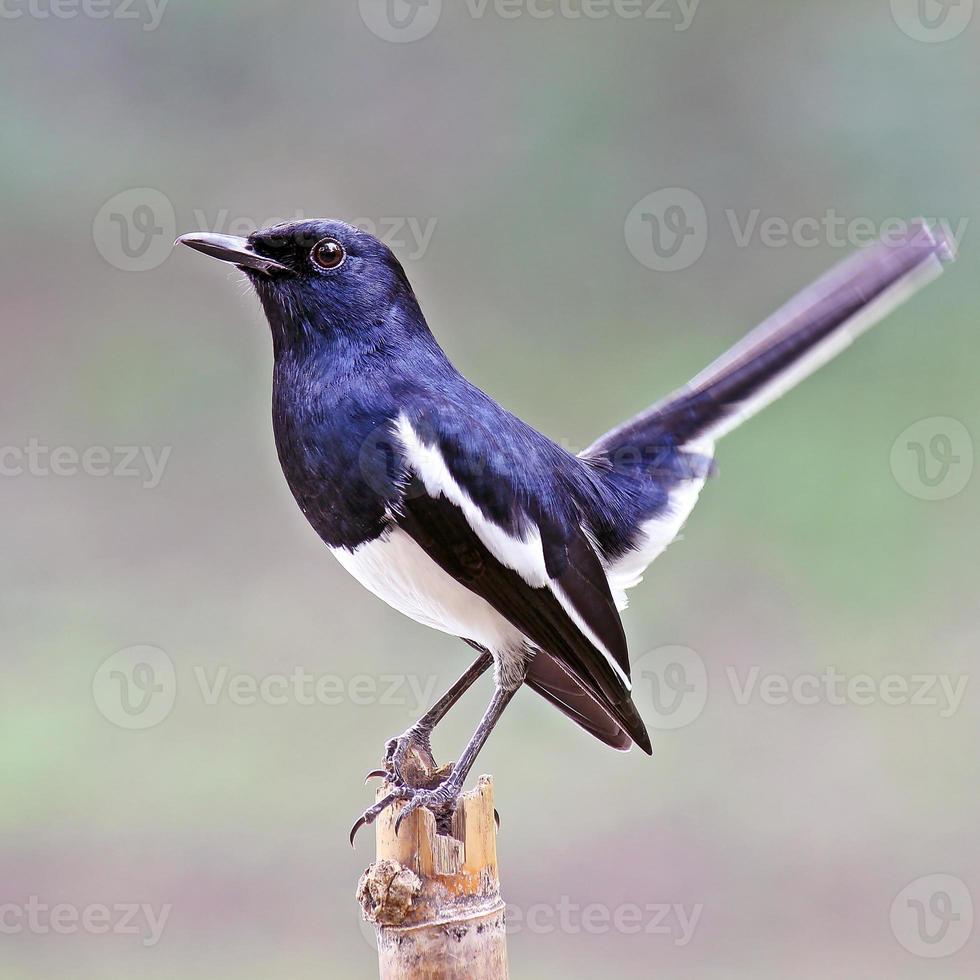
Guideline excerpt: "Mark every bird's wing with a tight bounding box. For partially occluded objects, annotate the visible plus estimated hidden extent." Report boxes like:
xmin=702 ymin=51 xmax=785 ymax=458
xmin=393 ymin=414 xmax=651 ymax=753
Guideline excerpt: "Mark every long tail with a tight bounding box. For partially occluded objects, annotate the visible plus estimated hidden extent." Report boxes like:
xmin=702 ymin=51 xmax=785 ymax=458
xmin=591 ymin=220 xmax=954 ymax=453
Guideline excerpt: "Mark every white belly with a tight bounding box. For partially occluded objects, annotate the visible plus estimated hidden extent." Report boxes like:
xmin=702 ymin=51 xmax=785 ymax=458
xmin=330 ymin=528 xmax=526 ymax=656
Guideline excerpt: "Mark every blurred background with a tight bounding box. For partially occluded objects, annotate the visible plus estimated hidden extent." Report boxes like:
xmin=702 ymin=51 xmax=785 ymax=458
xmin=1 ymin=2 xmax=978 ymax=977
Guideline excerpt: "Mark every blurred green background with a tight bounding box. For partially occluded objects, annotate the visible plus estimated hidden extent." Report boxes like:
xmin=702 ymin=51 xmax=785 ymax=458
xmin=1 ymin=1 xmax=978 ymax=977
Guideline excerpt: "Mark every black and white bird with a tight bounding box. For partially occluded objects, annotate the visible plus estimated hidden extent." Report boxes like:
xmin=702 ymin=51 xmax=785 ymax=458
xmin=176 ymin=219 xmax=953 ymax=840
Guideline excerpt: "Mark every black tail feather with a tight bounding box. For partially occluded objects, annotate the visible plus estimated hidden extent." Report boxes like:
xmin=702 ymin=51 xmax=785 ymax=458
xmin=590 ymin=220 xmax=954 ymax=453
xmin=526 ymin=651 xmax=653 ymax=754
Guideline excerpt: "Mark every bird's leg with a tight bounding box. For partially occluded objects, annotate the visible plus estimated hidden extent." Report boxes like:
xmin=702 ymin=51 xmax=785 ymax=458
xmin=366 ymin=650 xmax=494 ymax=788
xmin=352 ymin=674 xmax=520 ymax=844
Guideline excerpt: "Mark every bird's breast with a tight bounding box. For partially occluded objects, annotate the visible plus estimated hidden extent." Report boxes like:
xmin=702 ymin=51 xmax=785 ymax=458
xmin=329 ymin=527 xmax=524 ymax=655
xmin=271 ymin=378 xmax=404 ymax=551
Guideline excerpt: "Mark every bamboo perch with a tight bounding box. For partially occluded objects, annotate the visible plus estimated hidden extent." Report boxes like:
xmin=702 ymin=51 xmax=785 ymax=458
xmin=356 ymin=773 xmax=508 ymax=979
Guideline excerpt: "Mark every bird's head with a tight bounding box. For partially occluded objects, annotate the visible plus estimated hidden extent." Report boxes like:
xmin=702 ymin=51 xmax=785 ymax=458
xmin=177 ymin=218 xmax=428 ymax=355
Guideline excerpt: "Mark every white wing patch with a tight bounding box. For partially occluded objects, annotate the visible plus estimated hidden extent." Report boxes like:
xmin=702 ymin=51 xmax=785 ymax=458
xmin=395 ymin=414 xmax=631 ymax=690
xmin=395 ymin=414 xmax=549 ymax=588
xmin=605 ymin=436 xmax=714 ymax=611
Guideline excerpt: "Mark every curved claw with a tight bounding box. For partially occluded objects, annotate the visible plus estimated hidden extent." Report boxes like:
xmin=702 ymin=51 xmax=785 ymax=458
xmin=393 ymin=798 xmax=421 ymax=837
xmin=494 ymin=808 xmax=501 ymax=831
xmin=349 ymin=816 xmax=368 ymax=848
xmin=363 ymin=769 xmax=388 ymax=784
xmin=349 ymin=791 xmax=405 ymax=848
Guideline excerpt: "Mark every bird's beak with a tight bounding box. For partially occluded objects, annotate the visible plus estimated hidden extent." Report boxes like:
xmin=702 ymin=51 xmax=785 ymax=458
xmin=175 ymin=232 xmax=290 ymax=275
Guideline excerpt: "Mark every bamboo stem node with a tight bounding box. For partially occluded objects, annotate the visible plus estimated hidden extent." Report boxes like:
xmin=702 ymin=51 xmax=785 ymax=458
xmin=356 ymin=774 xmax=509 ymax=979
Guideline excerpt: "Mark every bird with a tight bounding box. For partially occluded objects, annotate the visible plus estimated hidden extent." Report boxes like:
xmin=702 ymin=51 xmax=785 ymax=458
xmin=176 ymin=217 xmax=953 ymax=842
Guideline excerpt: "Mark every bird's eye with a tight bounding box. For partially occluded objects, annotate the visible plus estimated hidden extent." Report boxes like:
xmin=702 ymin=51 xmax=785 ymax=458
xmin=311 ymin=238 xmax=346 ymax=271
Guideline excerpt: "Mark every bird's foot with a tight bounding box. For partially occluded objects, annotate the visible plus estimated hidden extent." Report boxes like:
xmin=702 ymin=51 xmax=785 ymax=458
xmin=349 ymin=779 xmax=463 ymax=846
xmin=364 ymin=726 xmax=446 ymax=790
xmin=392 ymin=782 xmax=462 ymax=837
